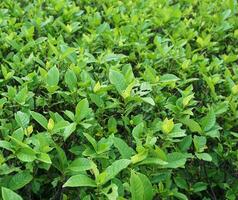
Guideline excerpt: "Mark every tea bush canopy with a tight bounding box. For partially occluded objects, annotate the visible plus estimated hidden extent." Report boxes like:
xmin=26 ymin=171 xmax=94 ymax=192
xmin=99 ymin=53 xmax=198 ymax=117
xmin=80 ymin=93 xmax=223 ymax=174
xmin=0 ymin=0 xmax=238 ymax=199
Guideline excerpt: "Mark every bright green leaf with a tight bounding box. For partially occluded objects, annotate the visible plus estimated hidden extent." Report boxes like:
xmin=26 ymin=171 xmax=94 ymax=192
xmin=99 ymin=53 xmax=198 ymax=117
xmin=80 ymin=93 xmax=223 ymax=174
xmin=63 ymin=174 xmax=96 ymax=188
xmin=30 ymin=111 xmax=48 ymax=129
xmin=2 ymin=187 xmax=23 ymax=200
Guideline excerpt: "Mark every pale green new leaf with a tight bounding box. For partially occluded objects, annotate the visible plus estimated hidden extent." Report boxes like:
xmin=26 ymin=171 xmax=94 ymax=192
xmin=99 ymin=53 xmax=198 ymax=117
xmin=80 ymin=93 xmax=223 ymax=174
xmin=162 ymin=118 xmax=174 ymax=134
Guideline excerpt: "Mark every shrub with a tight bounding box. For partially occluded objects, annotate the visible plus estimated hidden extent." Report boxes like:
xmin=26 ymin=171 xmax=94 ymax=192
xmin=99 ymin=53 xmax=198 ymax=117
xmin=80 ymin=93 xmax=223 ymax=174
xmin=0 ymin=0 xmax=238 ymax=199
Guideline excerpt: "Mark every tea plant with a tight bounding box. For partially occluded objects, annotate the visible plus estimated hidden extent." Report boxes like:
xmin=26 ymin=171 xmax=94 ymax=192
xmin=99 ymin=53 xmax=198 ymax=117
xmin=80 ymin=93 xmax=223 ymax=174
xmin=0 ymin=0 xmax=238 ymax=199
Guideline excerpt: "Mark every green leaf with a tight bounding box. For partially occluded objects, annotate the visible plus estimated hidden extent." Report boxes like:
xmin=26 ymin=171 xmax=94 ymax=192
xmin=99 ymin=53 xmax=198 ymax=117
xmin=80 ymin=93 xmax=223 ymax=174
xmin=113 ymin=137 xmax=135 ymax=159
xmin=46 ymin=66 xmax=59 ymax=86
xmin=47 ymin=118 xmax=54 ymax=130
xmin=83 ymin=133 xmax=97 ymax=151
xmin=0 ymin=97 xmax=7 ymax=109
xmin=160 ymin=74 xmax=180 ymax=83
xmin=68 ymin=158 xmax=94 ymax=172
xmin=1 ymin=66 xmax=8 ymax=79
xmin=169 ymin=123 xmax=186 ymax=138
xmin=15 ymin=111 xmax=30 ymax=128
xmin=141 ymin=97 xmax=155 ymax=106
xmin=180 ymin=117 xmax=202 ymax=134
xmin=30 ymin=111 xmax=48 ymax=129
xmin=138 ymin=157 xmax=168 ymax=166
xmin=130 ymin=171 xmax=153 ymax=200
xmin=213 ymin=101 xmax=229 ymax=115
xmin=193 ymin=136 xmax=207 ymax=153
xmin=109 ymin=69 xmax=127 ymax=93
xmin=52 ymin=146 xmax=68 ymax=173
xmin=122 ymin=81 xmax=135 ymax=99
xmin=179 ymin=135 xmax=192 ymax=152
xmin=173 ymin=191 xmax=188 ymax=200
xmin=195 ymin=153 xmax=212 ymax=162
xmin=131 ymin=149 xmax=148 ymax=164
xmin=61 ymin=46 xmax=76 ymax=61
xmin=63 ymin=122 xmax=77 ymax=140
xmin=103 ymin=53 xmax=126 ymax=62
xmin=132 ymin=122 xmax=144 ymax=140
xmin=65 ymin=69 xmax=77 ymax=91
xmin=107 ymin=117 xmax=117 ymax=133
xmin=163 ymin=152 xmax=189 ymax=168
xmin=9 ymin=136 xmax=28 ymax=148
xmin=37 ymin=152 xmax=52 ymax=164
xmin=1 ymin=1 xmax=237 ymax=199
xmin=90 ymin=93 xmax=105 ymax=108
xmin=97 ymin=159 xmax=131 ymax=185
xmin=130 ymin=171 xmax=144 ymax=200
xmin=53 ymin=120 xmax=68 ymax=132
xmin=137 ymin=172 xmax=154 ymax=200
xmin=201 ymin=109 xmax=216 ymax=132
xmin=8 ymin=171 xmax=33 ymax=190
xmin=16 ymin=148 xmax=36 ymax=162
xmin=0 ymin=141 xmax=13 ymax=152
xmin=192 ymin=182 xmax=207 ymax=192
xmin=75 ymin=98 xmax=90 ymax=122
xmin=154 ymin=147 xmax=167 ymax=161
xmin=182 ymin=94 xmax=194 ymax=107
xmin=1 ymin=187 xmax=23 ymax=200
xmin=15 ymin=87 xmax=28 ymax=105
xmin=174 ymin=177 xmax=188 ymax=190
xmin=63 ymin=174 xmax=96 ymax=188
xmin=97 ymin=136 xmax=114 ymax=154
xmin=162 ymin=118 xmax=174 ymax=134
xmin=102 ymin=183 xmax=119 ymax=200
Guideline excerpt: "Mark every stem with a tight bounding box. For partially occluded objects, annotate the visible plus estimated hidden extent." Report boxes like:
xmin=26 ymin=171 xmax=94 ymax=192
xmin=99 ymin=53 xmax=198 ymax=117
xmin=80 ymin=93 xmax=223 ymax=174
xmin=53 ymin=183 xmax=63 ymax=200
xmin=203 ymin=162 xmax=217 ymax=200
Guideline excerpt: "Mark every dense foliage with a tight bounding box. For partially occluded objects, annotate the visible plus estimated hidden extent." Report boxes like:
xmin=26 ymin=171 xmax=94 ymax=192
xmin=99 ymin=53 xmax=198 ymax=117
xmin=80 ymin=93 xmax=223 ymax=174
xmin=0 ymin=0 xmax=238 ymax=199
